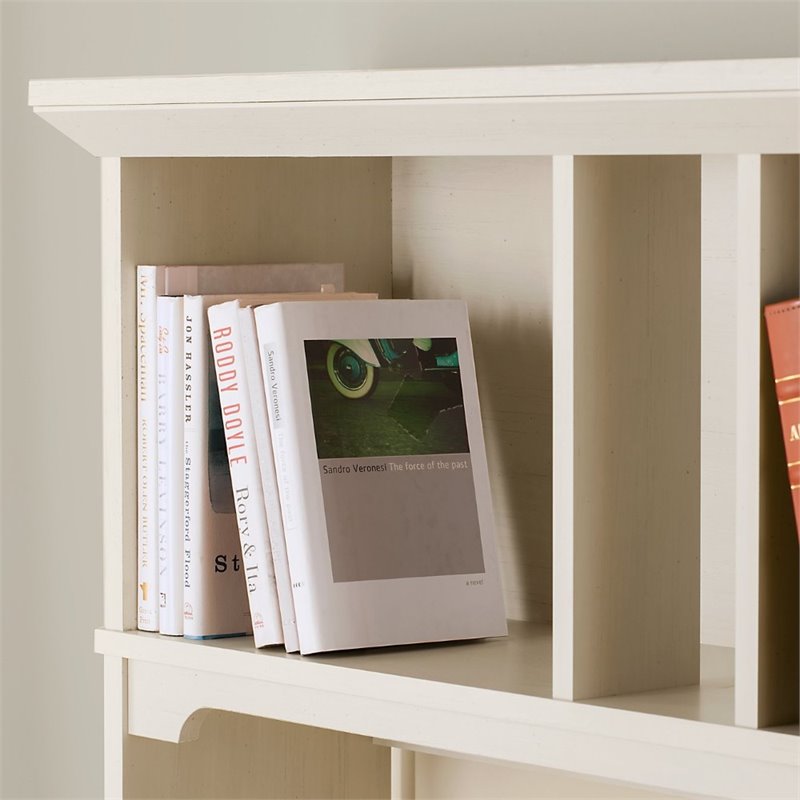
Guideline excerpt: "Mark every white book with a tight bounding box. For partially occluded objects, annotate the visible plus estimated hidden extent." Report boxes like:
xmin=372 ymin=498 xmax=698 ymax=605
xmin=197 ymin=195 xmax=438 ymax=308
xmin=183 ymin=295 xmax=252 ymax=639
xmin=157 ymin=297 xmax=184 ymax=635
xmin=240 ymin=306 xmax=300 ymax=652
xmin=156 ymin=302 xmax=168 ymax=629
xmin=254 ymin=299 xmax=508 ymax=654
xmin=161 ymin=263 xmax=343 ymax=297
xmin=136 ymin=266 xmax=159 ymax=631
xmin=207 ymin=300 xmax=284 ymax=647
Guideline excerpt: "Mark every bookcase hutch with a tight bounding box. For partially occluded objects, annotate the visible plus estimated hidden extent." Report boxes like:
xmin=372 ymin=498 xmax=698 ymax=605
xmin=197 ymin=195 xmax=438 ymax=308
xmin=30 ymin=59 xmax=799 ymax=799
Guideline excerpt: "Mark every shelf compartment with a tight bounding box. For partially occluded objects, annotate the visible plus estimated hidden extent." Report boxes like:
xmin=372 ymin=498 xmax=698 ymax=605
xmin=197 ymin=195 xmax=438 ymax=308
xmin=95 ymin=625 xmax=798 ymax=799
xmin=115 ymin=155 xmax=556 ymax=632
xmin=110 ymin=156 xmax=394 ymax=632
xmin=734 ymin=154 xmax=800 ymax=729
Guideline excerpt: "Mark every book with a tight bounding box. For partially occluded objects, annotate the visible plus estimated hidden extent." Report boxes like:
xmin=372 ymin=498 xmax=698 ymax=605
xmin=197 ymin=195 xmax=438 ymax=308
xmin=183 ymin=294 xmax=251 ymax=639
xmin=208 ymin=293 xmax=377 ymax=651
xmin=254 ymin=299 xmax=508 ymax=654
xmin=157 ymin=296 xmax=184 ymax=635
xmin=207 ymin=298 xmax=286 ymax=647
xmin=161 ymin=264 xmax=343 ymax=297
xmin=174 ymin=264 xmax=345 ymax=639
xmin=238 ymin=306 xmax=299 ymax=652
xmin=764 ymin=297 xmax=800 ymax=540
xmin=136 ymin=266 xmax=160 ymax=631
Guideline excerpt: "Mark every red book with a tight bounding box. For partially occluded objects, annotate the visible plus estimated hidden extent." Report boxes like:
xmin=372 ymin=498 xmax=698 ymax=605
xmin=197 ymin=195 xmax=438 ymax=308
xmin=764 ymin=298 xmax=800 ymax=541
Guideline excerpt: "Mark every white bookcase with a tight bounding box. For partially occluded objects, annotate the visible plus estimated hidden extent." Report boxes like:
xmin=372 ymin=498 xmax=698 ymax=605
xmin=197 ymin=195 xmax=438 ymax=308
xmin=30 ymin=59 xmax=799 ymax=799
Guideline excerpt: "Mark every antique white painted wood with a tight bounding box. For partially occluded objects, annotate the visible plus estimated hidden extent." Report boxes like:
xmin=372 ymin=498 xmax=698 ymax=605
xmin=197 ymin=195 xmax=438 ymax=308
xmin=95 ymin=626 xmax=796 ymax=799
xmin=30 ymin=59 xmax=800 ymax=799
xmin=29 ymin=59 xmax=800 ymax=157
xmin=28 ymin=58 xmax=799 ymax=106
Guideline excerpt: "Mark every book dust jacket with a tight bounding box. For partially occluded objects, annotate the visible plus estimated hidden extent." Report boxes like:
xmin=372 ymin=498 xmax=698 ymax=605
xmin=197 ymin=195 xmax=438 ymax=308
xmin=257 ymin=300 xmax=507 ymax=654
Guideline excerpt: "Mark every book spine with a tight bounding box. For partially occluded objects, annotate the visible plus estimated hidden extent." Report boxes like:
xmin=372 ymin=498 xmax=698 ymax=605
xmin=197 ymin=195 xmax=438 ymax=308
xmin=156 ymin=299 xmax=168 ymax=630
xmin=182 ymin=295 xmax=204 ymax=637
xmin=241 ymin=307 xmax=300 ymax=652
xmin=157 ymin=297 xmax=184 ymax=635
xmin=208 ymin=301 xmax=284 ymax=647
xmin=255 ymin=305 xmax=320 ymax=653
xmin=136 ymin=266 xmax=159 ymax=631
xmin=764 ymin=298 xmax=800 ymax=540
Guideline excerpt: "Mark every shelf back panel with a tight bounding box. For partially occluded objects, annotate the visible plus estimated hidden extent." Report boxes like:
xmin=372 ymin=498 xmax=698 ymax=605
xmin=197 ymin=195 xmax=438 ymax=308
xmin=569 ymin=155 xmax=702 ymax=700
xmin=121 ymin=157 xmax=392 ymax=297
xmin=125 ymin=712 xmax=389 ymax=799
xmin=392 ymin=156 xmax=553 ymax=624
xmin=413 ymin=753 xmax=679 ymax=800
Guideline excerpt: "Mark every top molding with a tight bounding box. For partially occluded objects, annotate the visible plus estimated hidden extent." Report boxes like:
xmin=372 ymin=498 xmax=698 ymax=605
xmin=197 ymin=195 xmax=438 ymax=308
xmin=29 ymin=59 xmax=800 ymax=158
xmin=28 ymin=58 xmax=800 ymax=107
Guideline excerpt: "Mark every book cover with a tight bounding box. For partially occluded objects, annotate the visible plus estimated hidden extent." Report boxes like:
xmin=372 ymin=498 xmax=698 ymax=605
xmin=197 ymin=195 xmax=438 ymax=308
xmin=764 ymin=297 xmax=800 ymax=540
xmin=157 ymin=296 xmax=184 ymax=635
xmin=254 ymin=299 xmax=508 ymax=654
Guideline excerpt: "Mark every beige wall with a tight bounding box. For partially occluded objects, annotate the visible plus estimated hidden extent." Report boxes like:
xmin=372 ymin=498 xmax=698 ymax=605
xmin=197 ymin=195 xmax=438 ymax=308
xmin=2 ymin=2 xmax=798 ymax=797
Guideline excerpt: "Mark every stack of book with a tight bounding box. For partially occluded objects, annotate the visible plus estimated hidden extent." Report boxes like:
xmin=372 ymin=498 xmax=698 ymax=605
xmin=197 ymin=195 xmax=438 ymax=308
xmin=137 ymin=263 xmax=507 ymax=654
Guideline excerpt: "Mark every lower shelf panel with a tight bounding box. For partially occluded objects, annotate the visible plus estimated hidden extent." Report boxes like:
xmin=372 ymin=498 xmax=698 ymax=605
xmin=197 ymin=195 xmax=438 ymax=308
xmin=95 ymin=626 xmax=799 ymax=799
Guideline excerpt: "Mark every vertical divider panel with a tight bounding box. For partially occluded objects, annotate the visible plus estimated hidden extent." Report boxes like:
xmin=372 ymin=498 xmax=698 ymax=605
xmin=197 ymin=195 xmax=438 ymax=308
xmin=735 ymin=154 xmax=800 ymax=729
xmin=103 ymin=655 xmax=128 ymax=799
xmin=101 ymin=157 xmax=136 ymax=632
xmin=566 ymin=156 xmax=701 ymax=700
xmin=734 ymin=154 xmax=762 ymax=729
xmin=552 ymin=155 xmax=575 ymax=700
xmin=391 ymin=748 xmax=416 ymax=800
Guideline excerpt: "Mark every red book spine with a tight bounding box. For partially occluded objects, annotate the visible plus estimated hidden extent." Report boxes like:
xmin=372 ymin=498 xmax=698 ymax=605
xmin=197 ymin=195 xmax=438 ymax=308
xmin=764 ymin=298 xmax=800 ymax=541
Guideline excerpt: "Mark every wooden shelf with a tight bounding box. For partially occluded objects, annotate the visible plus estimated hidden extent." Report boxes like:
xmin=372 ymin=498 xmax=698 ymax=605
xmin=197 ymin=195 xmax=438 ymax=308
xmin=31 ymin=58 xmax=800 ymax=799
xmin=95 ymin=623 xmax=797 ymax=799
xmin=29 ymin=59 xmax=799 ymax=157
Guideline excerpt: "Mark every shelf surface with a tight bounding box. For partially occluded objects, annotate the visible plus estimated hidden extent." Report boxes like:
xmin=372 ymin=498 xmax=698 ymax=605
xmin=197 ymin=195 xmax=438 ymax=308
xmin=96 ymin=622 xmax=798 ymax=799
xmin=99 ymin=621 xmax=746 ymax=725
xmin=589 ymin=644 xmax=735 ymax=726
xmin=94 ymin=622 xmax=778 ymax=727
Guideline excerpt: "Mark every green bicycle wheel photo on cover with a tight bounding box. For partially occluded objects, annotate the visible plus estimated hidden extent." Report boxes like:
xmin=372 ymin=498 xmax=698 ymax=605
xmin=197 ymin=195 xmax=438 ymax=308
xmin=304 ymin=337 xmax=470 ymax=459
